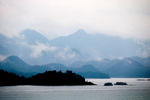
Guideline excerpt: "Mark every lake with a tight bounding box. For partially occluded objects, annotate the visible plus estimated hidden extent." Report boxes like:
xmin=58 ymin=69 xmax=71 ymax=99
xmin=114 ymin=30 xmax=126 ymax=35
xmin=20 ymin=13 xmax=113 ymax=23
xmin=0 ymin=78 xmax=150 ymax=100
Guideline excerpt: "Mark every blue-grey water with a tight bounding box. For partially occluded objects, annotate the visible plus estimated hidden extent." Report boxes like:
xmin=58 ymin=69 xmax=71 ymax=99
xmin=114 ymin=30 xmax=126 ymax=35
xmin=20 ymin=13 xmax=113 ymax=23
xmin=0 ymin=78 xmax=150 ymax=100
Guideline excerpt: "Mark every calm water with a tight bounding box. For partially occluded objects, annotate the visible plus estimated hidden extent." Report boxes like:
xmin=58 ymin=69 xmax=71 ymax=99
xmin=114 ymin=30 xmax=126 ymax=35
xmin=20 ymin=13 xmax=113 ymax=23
xmin=0 ymin=78 xmax=150 ymax=100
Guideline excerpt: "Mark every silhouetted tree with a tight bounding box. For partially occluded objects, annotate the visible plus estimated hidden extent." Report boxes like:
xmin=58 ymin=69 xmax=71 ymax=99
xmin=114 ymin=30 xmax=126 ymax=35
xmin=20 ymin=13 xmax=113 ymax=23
xmin=0 ymin=70 xmax=95 ymax=86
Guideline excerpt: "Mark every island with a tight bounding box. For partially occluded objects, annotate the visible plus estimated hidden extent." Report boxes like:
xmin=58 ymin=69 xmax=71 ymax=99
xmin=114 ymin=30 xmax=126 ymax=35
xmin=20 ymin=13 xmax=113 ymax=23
xmin=114 ymin=82 xmax=127 ymax=85
xmin=0 ymin=70 xmax=95 ymax=86
xmin=104 ymin=82 xmax=113 ymax=86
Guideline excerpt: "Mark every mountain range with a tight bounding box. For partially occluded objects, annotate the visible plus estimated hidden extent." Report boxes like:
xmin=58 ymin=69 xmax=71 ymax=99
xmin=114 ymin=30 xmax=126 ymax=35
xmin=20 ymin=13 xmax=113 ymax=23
xmin=0 ymin=56 xmax=109 ymax=78
xmin=0 ymin=29 xmax=150 ymax=78
xmin=0 ymin=56 xmax=150 ymax=78
xmin=0 ymin=29 xmax=149 ymax=65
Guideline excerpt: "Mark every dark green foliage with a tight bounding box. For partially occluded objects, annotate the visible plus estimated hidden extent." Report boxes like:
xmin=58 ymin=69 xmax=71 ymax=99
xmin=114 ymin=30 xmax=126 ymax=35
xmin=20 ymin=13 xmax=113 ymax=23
xmin=0 ymin=70 xmax=95 ymax=86
xmin=0 ymin=70 xmax=25 ymax=86
xmin=104 ymin=82 xmax=113 ymax=86
xmin=114 ymin=82 xmax=127 ymax=85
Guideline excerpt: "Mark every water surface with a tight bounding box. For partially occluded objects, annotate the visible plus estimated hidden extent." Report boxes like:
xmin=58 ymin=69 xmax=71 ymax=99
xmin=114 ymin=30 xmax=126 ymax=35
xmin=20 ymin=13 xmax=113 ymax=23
xmin=0 ymin=78 xmax=150 ymax=100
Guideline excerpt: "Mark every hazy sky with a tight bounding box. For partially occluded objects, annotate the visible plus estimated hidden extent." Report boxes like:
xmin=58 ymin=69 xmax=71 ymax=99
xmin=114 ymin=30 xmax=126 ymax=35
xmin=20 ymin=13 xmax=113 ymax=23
xmin=0 ymin=0 xmax=150 ymax=40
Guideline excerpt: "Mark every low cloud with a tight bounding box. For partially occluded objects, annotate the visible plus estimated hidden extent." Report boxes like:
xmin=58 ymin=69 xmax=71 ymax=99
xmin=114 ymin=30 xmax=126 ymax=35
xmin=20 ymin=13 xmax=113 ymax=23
xmin=0 ymin=54 xmax=8 ymax=61
xmin=21 ymin=42 xmax=78 ymax=60
xmin=21 ymin=42 xmax=57 ymax=58
xmin=0 ymin=0 xmax=150 ymax=40
xmin=56 ymin=47 xmax=77 ymax=60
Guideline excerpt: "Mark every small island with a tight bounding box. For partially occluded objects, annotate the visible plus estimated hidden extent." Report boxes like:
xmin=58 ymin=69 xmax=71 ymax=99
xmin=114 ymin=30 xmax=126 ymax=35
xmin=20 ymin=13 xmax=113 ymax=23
xmin=0 ymin=70 xmax=95 ymax=86
xmin=104 ymin=82 xmax=113 ymax=86
xmin=114 ymin=82 xmax=127 ymax=85
xmin=104 ymin=82 xmax=128 ymax=86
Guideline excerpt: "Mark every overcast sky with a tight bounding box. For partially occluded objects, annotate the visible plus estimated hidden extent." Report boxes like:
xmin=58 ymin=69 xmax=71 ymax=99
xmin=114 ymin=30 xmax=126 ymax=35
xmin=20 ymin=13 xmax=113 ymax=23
xmin=0 ymin=0 xmax=150 ymax=40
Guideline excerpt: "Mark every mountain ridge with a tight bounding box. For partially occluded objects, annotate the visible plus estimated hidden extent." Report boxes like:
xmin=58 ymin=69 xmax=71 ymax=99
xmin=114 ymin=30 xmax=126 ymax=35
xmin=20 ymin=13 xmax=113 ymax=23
xmin=0 ymin=56 xmax=110 ymax=78
xmin=0 ymin=29 xmax=149 ymax=65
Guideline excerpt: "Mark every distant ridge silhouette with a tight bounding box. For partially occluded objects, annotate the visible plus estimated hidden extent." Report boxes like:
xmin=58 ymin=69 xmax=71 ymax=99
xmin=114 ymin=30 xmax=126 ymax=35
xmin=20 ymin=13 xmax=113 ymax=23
xmin=0 ymin=56 xmax=110 ymax=78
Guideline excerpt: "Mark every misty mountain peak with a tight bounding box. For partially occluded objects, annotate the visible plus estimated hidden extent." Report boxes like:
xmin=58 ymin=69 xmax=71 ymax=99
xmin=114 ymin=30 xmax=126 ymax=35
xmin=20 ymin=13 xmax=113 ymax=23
xmin=3 ymin=56 xmax=28 ymax=66
xmin=72 ymin=29 xmax=87 ymax=37
xmin=20 ymin=29 xmax=49 ymax=44
xmin=75 ymin=29 xmax=86 ymax=34
xmin=5 ymin=55 xmax=21 ymax=61
xmin=21 ymin=29 xmax=42 ymax=36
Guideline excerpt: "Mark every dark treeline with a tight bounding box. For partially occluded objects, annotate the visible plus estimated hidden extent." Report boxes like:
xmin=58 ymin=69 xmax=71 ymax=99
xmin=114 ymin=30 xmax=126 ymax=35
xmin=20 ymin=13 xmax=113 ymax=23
xmin=0 ymin=70 xmax=94 ymax=86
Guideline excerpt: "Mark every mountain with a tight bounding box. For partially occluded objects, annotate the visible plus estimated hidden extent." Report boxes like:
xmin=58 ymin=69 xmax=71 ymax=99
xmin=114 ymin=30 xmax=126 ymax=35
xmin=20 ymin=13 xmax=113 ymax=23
xmin=85 ymin=59 xmax=112 ymax=72
xmin=1 ymin=55 xmax=150 ymax=78
xmin=50 ymin=29 xmax=141 ymax=58
xmin=132 ymin=56 xmax=150 ymax=67
xmin=0 ymin=56 xmax=67 ymax=77
xmin=0 ymin=34 xmax=19 ymax=55
xmin=20 ymin=29 xmax=50 ymax=44
xmin=69 ymin=57 xmax=150 ymax=78
xmin=0 ymin=29 xmax=150 ymax=78
xmin=0 ymin=56 xmax=34 ymax=77
xmin=69 ymin=64 xmax=110 ymax=78
xmin=0 ymin=56 xmax=109 ymax=78
xmin=0 ymin=29 xmax=82 ymax=65
xmin=0 ymin=56 xmax=29 ymax=72
xmin=0 ymin=29 xmax=150 ymax=65
xmin=104 ymin=58 xmax=150 ymax=78
xmin=0 ymin=34 xmax=11 ymax=55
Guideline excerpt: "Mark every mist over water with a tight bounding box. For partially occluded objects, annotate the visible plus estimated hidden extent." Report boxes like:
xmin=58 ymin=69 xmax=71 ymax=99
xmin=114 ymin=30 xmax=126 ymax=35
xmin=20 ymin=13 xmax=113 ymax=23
xmin=0 ymin=78 xmax=150 ymax=100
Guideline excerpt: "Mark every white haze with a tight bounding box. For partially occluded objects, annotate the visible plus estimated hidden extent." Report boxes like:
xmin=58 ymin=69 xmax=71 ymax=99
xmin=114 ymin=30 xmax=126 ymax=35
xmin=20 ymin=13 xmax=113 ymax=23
xmin=0 ymin=0 xmax=150 ymax=40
